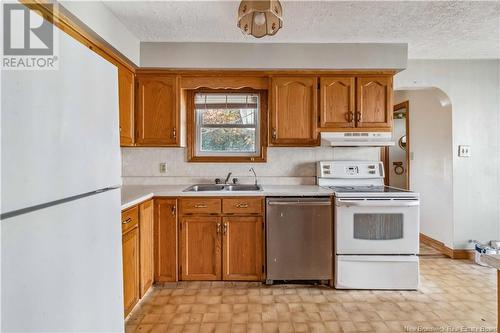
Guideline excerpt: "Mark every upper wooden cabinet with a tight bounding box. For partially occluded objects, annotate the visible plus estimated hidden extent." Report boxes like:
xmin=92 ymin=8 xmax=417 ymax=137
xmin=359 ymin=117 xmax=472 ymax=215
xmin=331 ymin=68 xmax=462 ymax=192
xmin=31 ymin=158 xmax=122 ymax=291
xmin=154 ymin=198 xmax=178 ymax=282
xmin=356 ymin=76 xmax=393 ymax=129
xmin=320 ymin=77 xmax=355 ymax=129
xmin=118 ymin=65 xmax=135 ymax=146
xmin=319 ymin=75 xmax=393 ymax=131
xmin=136 ymin=75 xmax=179 ymax=146
xmin=270 ymin=76 xmax=319 ymax=146
xmin=139 ymin=200 xmax=154 ymax=297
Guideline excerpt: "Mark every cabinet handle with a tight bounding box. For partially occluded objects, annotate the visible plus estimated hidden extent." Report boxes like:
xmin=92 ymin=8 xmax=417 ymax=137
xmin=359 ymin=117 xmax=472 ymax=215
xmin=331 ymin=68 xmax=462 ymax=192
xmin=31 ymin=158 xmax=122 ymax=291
xmin=223 ymin=222 xmax=228 ymax=235
xmin=172 ymin=128 xmax=177 ymax=139
xmin=346 ymin=111 xmax=354 ymax=123
xmin=216 ymin=222 xmax=221 ymax=234
xmin=122 ymin=217 xmax=132 ymax=224
xmin=355 ymin=111 xmax=361 ymax=123
xmin=272 ymin=128 xmax=277 ymax=140
xmin=235 ymin=203 xmax=249 ymax=208
xmin=171 ymin=205 xmax=176 ymax=216
xmin=194 ymin=204 xmax=207 ymax=208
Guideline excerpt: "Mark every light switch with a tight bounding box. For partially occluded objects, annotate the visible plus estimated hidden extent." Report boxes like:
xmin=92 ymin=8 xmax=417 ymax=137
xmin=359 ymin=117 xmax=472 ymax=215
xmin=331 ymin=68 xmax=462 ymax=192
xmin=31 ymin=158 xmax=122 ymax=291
xmin=458 ymin=145 xmax=471 ymax=157
xmin=159 ymin=162 xmax=167 ymax=173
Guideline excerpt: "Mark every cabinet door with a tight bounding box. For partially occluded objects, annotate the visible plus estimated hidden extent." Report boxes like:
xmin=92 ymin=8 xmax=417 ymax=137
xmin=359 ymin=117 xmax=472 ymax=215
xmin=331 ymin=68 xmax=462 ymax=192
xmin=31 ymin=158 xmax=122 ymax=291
xmin=222 ymin=216 xmax=263 ymax=281
xmin=154 ymin=198 xmax=178 ymax=282
xmin=139 ymin=200 xmax=154 ymax=297
xmin=122 ymin=227 xmax=139 ymax=317
xmin=320 ymin=77 xmax=355 ymax=129
xmin=136 ymin=76 xmax=179 ymax=146
xmin=180 ymin=216 xmax=221 ymax=280
xmin=118 ymin=65 xmax=135 ymax=146
xmin=270 ymin=76 xmax=319 ymax=146
xmin=356 ymin=76 xmax=393 ymax=128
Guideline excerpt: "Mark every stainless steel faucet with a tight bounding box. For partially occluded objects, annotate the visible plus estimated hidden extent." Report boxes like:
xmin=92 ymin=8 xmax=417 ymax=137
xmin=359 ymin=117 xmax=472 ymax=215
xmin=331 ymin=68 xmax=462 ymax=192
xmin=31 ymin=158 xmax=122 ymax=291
xmin=224 ymin=172 xmax=232 ymax=184
xmin=249 ymin=167 xmax=258 ymax=185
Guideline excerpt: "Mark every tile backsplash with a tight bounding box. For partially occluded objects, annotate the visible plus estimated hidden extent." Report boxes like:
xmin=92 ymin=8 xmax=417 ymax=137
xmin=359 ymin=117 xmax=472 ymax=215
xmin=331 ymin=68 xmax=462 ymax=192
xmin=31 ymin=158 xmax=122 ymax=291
xmin=121 ymin=147 xmax=381 ymax=185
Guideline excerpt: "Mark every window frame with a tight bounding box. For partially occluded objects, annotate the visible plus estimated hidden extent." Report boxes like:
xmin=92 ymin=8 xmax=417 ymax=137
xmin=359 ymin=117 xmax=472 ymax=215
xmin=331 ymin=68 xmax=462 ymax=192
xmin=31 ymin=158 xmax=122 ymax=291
xmin=187 ymin=88 xmax=267 ymax=163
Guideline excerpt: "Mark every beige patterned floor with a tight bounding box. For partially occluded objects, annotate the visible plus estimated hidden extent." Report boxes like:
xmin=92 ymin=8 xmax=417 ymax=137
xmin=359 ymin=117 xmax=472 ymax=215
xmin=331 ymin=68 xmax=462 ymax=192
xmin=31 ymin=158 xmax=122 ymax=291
xmin=126 ymin=246 xmax=497 ymax=332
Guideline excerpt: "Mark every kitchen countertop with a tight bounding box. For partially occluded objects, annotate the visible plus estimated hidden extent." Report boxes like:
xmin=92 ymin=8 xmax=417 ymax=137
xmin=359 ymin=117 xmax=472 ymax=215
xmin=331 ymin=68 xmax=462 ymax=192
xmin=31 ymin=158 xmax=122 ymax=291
xmin=482 ymin=254 xmax=500 ymax=270
xmin=121 ymin=185 xmax=333 ymax=210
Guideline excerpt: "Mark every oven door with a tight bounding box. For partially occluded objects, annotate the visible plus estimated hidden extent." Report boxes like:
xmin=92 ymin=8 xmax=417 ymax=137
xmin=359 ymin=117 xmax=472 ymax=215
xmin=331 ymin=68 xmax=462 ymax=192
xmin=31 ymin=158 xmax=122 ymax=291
xmin=335 ymin=198 xmax=419 ymax=255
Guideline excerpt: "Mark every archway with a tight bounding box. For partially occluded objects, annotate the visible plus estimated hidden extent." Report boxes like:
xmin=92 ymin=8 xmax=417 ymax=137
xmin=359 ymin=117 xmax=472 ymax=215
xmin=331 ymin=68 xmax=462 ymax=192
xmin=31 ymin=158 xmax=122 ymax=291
xmin=393 ymin=87 xmax=454 ymax=249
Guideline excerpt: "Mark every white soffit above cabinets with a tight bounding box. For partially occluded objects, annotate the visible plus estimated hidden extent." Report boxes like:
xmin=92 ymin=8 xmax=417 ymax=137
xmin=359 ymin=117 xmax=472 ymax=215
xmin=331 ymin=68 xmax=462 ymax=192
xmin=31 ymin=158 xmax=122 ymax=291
xmin=139 ymin=42 xmax=408 ymax=70
xmin=103 ymin=1 xmax=500 ymax=60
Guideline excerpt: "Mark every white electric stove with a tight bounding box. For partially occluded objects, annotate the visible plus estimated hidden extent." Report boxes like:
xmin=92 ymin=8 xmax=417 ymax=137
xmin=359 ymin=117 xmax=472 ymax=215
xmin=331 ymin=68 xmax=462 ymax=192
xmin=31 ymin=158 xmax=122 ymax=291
xmin=317 ymin=161 xmax=420 ymax=290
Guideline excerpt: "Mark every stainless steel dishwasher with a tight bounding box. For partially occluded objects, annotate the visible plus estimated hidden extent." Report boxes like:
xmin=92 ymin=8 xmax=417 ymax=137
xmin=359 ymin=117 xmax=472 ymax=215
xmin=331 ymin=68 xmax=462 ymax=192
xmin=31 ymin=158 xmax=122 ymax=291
xmin=266 ymin=197 xmax=332 ymax=284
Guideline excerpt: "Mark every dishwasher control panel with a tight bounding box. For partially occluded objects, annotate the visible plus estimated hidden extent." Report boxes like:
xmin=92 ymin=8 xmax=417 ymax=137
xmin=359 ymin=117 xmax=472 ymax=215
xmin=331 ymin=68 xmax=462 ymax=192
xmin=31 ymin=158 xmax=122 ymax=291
xmin=317 ymin=161 xmax=384 ymax=179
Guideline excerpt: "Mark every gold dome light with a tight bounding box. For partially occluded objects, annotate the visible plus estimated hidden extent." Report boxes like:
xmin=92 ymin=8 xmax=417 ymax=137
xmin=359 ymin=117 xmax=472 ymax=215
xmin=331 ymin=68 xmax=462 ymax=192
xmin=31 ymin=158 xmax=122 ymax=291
xmin=237 ymin=0 xmax=283 ymax=38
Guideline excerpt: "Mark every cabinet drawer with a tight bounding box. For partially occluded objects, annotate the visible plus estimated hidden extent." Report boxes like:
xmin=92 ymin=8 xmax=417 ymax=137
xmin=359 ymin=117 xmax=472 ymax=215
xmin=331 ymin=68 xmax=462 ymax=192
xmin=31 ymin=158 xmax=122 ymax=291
xmin=180 ymin=198 xmax=221 ymax=215
xmin=122 ymin=206 xmax=139 ymax=233
xmin=223 ymin=198 xmax=263 ymax=215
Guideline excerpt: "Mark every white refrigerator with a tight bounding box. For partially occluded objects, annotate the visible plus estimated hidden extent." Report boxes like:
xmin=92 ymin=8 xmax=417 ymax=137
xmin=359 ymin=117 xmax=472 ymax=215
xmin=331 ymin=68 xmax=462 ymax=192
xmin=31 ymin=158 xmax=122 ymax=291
xmin=1 ymin=19 xmax=123 ymax=332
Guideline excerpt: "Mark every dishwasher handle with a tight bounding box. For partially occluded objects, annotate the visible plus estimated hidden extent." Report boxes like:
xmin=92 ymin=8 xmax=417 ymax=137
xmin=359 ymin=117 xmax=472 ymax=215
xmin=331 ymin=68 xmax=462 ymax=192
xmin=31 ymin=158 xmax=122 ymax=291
xmin=267 ymin=201 xmax=331 ymax=206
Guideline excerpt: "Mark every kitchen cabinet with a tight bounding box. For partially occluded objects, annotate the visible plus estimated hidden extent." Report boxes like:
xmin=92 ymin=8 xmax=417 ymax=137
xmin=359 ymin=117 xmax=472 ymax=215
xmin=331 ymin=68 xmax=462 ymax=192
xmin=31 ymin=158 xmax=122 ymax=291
xmin=180 ymin=216 xmax=222 ymax=280
xmin=320 ymin=75 xmax=393 ymax=131
xmin=178 ymin=197 xmax=264 ymax=281
xmin=356 ymin=76 xmax=393 ymax=129
xmin=319 ymin=77 xmax=355 ymax=129
xmin=139 ymin=200 xmax=154 ymax=297
xmin=118 ymin=65 xmax=135 ymax=146
xmin=222 ymin=216 xmax=263 ymax=281
xmin=135 ymin=75 xmax=179 ymax=146
xmin=270 ymin=76 xmax=319 ymax=146
xmin=154 ymin=198 xmax=178 ymax=282
xmin=121 ymin=207 xmax=140 ymax=317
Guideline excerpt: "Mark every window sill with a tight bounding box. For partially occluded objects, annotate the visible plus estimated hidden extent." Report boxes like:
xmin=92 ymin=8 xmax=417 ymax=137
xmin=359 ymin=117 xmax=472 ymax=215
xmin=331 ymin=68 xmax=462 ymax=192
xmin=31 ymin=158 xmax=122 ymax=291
xmin=187 ymin=150 xmax=267 ymax=163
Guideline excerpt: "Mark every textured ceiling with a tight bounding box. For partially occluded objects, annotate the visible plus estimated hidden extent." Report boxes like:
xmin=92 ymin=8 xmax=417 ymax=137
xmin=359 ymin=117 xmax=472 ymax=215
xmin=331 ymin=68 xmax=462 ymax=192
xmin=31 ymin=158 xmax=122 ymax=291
xmin=103 ymin=1 xmax=500 ymax=59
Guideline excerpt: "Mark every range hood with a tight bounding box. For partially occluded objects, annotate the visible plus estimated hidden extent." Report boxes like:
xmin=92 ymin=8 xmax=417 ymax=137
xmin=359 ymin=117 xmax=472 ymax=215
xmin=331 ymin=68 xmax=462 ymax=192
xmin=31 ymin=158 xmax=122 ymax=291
xmin=321 ymin=132 xmax=395 ymax=147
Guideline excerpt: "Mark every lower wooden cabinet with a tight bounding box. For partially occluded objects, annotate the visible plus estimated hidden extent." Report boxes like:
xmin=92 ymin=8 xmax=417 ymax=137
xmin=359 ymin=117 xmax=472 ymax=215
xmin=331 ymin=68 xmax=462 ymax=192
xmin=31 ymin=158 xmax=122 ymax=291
xmin=222 ymin=216 xmax=263 ymax=281
xmin=122 ymin=225 xmax=139 ymax=317
xmin=180 ymin=216 xmax=221 ymax=280
xmin=179 ymin=211 xmax=264 ymax=281
xmin=139 ymin=200 xmax=154 ymax=297
xmin=154 ymin=198 xmax=178 ymax=282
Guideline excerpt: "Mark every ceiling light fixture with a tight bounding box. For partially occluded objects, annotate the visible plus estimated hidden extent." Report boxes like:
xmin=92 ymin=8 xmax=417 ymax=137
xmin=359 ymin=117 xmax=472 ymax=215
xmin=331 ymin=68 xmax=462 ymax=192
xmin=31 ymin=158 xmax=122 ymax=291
xmin=237 ymin=0 xmax=283 ymax=38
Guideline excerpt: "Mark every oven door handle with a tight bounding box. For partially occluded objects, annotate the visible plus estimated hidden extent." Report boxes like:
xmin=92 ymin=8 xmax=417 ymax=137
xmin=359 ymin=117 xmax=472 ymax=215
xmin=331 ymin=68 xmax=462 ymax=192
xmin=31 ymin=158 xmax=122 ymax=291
xmin=336 ymin=200 xmax=419 ymax=207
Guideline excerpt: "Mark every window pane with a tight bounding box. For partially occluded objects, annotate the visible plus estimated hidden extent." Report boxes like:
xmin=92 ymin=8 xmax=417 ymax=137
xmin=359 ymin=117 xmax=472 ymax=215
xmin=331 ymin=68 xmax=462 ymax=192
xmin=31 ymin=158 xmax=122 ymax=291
xmin=201 ymin=109 xmax=256 ymax=125
xmin=195 ymin=93 xmax=258 ymax=125
xmin=200 ymin=128 xmax=256 ymax=152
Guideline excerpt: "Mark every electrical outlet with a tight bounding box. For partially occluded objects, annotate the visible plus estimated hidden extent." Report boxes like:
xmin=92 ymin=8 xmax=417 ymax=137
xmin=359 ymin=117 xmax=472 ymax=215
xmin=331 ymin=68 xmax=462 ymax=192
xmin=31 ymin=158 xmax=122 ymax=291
xmin=159 ymin=162 xmax=167 ymax=173
xmin=458 ymin=145 xmax=471 ymax=157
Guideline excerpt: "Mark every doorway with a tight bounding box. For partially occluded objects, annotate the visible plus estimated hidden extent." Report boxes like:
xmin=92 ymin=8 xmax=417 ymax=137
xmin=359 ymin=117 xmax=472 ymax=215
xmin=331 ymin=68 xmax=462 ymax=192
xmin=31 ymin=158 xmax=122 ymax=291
xmin=384 ymin=101 xmax=410 ymax=189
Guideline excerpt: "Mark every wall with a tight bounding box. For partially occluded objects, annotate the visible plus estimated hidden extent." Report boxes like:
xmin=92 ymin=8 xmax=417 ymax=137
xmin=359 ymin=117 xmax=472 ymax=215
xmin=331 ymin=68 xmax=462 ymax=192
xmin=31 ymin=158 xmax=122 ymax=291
xmin=61 ymin=1 xmax=140 ymax=65
xmin=394 ymin=89 xmax=454 ymax=248
xmin=140 ymin=42 xmax=407 ymax=70
xmin=122 ymin=147 xmax=380 ymax=186
xmin=395 ymin=60 xmax=500 ymax=249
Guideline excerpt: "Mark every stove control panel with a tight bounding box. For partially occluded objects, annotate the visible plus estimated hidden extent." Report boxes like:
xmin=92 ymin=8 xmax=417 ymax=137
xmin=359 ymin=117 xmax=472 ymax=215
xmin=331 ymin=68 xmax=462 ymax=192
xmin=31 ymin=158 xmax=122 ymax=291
xmin=317 ymin=161 xmax=384 ymax=179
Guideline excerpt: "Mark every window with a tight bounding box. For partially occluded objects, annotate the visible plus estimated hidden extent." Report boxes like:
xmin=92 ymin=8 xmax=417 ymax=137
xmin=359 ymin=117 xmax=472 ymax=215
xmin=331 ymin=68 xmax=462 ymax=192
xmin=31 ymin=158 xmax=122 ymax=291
xmin=188 ymin=90 xmax=266 ymax=162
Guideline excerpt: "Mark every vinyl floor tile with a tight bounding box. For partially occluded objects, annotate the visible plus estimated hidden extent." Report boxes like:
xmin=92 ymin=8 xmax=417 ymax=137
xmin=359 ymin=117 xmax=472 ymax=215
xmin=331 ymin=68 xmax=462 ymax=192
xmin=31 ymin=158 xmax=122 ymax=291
xmin=126 ymin=245 xmax=497 ymax=332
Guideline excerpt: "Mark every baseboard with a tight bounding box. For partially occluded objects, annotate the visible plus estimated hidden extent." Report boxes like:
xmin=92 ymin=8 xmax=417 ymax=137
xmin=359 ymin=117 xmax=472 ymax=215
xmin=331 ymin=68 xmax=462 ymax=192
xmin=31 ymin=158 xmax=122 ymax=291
xmin=419 ymin=233 xmax=474 ymax=260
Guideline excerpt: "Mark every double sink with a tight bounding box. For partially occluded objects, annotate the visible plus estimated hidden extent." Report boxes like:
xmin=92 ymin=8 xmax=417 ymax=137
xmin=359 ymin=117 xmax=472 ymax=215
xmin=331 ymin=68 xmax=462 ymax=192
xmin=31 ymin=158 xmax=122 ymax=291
xmin=183 ymin=184 xmax=263 ymax=192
